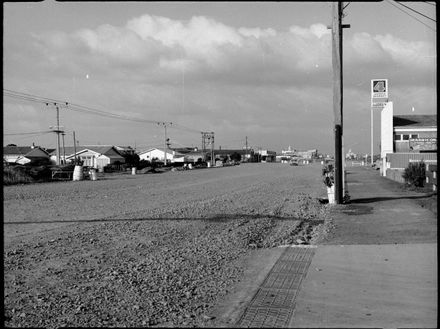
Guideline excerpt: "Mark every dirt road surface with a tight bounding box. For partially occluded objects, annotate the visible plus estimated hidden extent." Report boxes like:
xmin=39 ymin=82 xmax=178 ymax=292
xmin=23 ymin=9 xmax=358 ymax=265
xmin=4 ymin=163 xmax=331 ymax=328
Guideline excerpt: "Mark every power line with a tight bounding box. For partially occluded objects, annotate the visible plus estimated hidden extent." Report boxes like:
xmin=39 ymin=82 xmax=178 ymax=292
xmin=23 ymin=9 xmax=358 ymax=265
xmin=422 ymin=1 xmax=436 ymax=6
xmin=4 ymin=89 xmax=203 ymax=134
xmin=385 ymin=0 xmax=436 ymax=32
xmin=395 ymin=1 xmax=436 ymax=22
xmin=4 ymin=130 xmax=53 ymax=136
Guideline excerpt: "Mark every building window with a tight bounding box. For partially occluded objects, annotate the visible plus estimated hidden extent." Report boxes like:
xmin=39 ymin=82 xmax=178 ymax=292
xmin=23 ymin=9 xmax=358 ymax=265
xmin=394 ymin=135 xmax=401 ymax=141
xmin=410 ymin=134 xmax=418 ymax=139
xmin=402 ymin=134 xmax=410 ymax=141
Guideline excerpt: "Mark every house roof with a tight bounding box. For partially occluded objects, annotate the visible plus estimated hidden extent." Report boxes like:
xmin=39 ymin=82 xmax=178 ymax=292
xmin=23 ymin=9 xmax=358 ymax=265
xmin=138 ymin=148 xmax=183 ymax=156
xmin=3 ymin=146 xmax=49 ymax=157
xmin=3 ymin=145 xmax=32 ymax=155
xmin=214 ymin=149 xmax=251 ymax=155
xmin=171 ymin=147 xmax=199 ymax=154
xmin=49 ymin=145 xmax=124 ymax=157
xmin=394 ymin=115 xmax=437 ymax=128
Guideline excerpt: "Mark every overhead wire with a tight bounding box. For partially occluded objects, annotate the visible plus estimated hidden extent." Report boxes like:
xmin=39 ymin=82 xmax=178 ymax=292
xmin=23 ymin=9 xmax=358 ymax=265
xmin=4 ymin=130 xmax=53 ymax=136
xmin=385 ymin=0 xmax=436 ymax=32
xmin=3 ymin=89 xmax=203 ymax=134
xmin=395 ymin=1 xmax=436 ymax=22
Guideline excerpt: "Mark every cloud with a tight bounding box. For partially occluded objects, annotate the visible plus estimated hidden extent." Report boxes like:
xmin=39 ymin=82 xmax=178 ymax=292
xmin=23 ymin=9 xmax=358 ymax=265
xmin=4 ymin=12 xmax=435 ymax=152
xmin=238 ymin=27 xmax=277 ymax=38
xmin=126 ymin=14 xmax=243 ymax=67
xmin=24 ymin=15 xmax=434 ymax=90
xmin=374 ymin=34 xmax=435 ymax=69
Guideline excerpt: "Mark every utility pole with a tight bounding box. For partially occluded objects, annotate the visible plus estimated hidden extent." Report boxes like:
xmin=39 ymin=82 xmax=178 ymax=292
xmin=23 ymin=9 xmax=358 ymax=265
xmin=157 ymin=122 xmax=172 ymax=165
xmin=55 ymin=104 xmax=61 ymax=165
xmin=47 ymin=102 xmax=66 ymax=165
xmin=201 ymin=131 xmax=215 ymax=165
xmin=61 ymin=132 xmax=66 ymax=165
xmin=211 ymin=132 xmax=215 ymax=166
xmin=245 ymin=136 xmax=248 ymax=162
xmin=73 ymin=131 xmax=77 ymax=164
xmin=330 ymin=2 xmax=350 ymax=204
xmin=201 ymin=132 xmax=215 ymax=165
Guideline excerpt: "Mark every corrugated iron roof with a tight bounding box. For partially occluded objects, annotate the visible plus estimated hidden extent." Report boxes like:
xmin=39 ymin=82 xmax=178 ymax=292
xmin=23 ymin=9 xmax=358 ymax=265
xmin=394 ymin=115 xmax=437 ymax=127
xmin=49 ymin=145 xmax=123 ymax=157
xmin=3 ymin=146 xmax=49 ymax=156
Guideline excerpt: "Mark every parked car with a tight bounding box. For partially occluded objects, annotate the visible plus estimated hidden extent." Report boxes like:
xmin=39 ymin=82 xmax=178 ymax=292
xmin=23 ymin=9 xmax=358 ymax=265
xmin=289 ymin=159 xmax=299 ymax=166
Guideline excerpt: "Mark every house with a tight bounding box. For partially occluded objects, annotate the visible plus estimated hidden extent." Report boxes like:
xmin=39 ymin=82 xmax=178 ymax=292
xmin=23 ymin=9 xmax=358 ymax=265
xmin=393 ymin=115 xmax=437 ymax=153
xmin=114 ymin=146 xmax=136 ymax=156
xmin=380 ymin=102 xmax=436 ymax=184
xmin=296 ymin=149 xmax=318 ymax=159
xmin=257 ymin=150 xmax=277 ymax=163
xmin=138 ymin=148 xmax=183 ymax=164
xmin=213 ymin=149 xmax=251 ymax=162
xmin=3 ymin=144 xmax=51 ymax=165
xmin=49 ymin=145 xmax=125 ymax=169
xmin=182 ymin=151 xmax=208 ymax=163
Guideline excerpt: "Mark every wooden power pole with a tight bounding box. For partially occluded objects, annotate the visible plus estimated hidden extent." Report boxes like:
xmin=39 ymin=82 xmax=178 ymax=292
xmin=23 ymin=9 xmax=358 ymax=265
xmin=331 ymin=2 xmax=350 ymax=204
xmin=157 ymin=122 xmax=172 ymax=166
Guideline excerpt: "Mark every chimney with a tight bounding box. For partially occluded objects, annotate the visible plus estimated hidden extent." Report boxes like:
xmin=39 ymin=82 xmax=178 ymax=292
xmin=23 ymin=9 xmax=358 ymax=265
xmin=31 ymin=142 xmax=35 ymax=149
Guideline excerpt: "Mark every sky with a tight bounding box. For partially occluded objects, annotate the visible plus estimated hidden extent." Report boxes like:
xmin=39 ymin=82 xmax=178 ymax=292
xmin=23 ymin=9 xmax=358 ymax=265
xmin=3 ymin=1 xmax=437 ymax=155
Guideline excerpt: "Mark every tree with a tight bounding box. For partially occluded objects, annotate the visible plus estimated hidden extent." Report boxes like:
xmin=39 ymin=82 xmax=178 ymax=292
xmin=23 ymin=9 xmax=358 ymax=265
xmin=123 ymin=153 xmax=140 ymax=168
xmin=230 ymin=152 xmax=242 ymax=162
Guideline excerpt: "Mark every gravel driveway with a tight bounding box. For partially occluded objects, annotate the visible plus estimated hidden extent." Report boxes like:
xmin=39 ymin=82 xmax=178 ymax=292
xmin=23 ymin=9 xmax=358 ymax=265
xmin=4 ymin=163 xmax=331 ymax=328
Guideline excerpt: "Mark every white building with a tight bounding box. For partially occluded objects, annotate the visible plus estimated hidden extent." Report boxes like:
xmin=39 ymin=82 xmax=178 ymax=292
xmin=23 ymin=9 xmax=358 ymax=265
xmin=138 ymin=148 xmax=183 ymax=163
xmin=49 ymin=145 xmax=125 ymax=169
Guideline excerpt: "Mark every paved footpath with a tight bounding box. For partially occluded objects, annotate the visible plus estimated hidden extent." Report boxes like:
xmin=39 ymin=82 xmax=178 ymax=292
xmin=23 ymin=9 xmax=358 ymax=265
xmin=210 ymin=166 xmax=437 ymax=328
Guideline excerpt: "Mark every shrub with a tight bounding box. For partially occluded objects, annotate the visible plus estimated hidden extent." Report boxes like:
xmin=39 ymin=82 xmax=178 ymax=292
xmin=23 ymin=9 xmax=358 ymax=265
xmin=402 ymin=161 xmax=426 ymax=187
xmin=322 ymin=163 xmax=334 ymax=187
xmin=138 ymin=159 xmax=151 ymax=170
xmin=3 ymin=166 xmax=34 ymax=185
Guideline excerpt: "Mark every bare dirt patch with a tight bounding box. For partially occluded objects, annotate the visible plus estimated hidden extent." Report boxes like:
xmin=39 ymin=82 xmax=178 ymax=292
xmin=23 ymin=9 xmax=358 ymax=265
xmin=4 ymin=163 xmax=331 ymax=328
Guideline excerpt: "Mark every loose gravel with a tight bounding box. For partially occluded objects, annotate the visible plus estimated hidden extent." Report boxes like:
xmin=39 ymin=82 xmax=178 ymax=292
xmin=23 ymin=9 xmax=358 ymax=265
xmin=4 ymin=163 xmax=332 ymax=328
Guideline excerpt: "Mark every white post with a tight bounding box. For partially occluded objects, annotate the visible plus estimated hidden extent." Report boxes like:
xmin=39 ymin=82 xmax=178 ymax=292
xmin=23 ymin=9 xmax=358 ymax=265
xmin=371 ymin=106 xmax=374 ymax=166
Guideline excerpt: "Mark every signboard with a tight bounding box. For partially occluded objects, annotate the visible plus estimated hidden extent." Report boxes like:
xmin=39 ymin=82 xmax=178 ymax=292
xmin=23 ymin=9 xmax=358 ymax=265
xmin=371 ymin=79 xmax=388 ymax=99
xmin=371 ymin=101 xmax=387 ymax=109
xmin=409 ymin=138 xmax=437 ymax=151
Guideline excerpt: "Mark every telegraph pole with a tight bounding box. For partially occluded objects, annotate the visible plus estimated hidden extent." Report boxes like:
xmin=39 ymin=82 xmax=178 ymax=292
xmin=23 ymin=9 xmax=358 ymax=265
xmin=201 ymin=132 xmax=215 ymax=165
xmin=245 ymin=136 xmax=248 ymax=162
xmin=330 ymin=2 xmax=350 ymax=204
xmin=47 ymin=103 xmax=62 ymax=165
xmin=55 ymin=104 xmax=61 ymax=165
xmin=61 ymin=132 xmax=66 ymax=164
xmin=211 ymin=132 xmax=215 ymax=166
xmin=73 ymin=131 xmax=77 ymax=164
xmin=157 ymin=122 xmax=172 ymax=165
xmin=46 ymin=102 xmax=68 ymax=165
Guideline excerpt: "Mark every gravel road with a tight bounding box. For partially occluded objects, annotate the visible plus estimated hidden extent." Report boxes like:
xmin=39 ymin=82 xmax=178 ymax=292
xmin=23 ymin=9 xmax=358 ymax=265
xmin=4 ymin=163 xmax=332 ymax=328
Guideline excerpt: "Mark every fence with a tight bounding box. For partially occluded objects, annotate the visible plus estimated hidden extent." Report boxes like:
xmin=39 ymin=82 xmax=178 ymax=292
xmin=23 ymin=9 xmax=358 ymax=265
xmin=386 ymin=152 xmax=437 ymax=169
xmin=426 ymin=164 xmax=437 ymax=192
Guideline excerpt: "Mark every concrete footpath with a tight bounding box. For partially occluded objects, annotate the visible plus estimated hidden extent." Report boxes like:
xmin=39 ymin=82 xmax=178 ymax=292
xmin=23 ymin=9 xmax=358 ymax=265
xmin=211 ymin=166 xmax=437 ymax=328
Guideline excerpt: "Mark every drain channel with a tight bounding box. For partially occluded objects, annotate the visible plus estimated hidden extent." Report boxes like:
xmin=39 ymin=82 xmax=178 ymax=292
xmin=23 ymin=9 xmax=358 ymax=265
xmin=237 ymin=247 xmax=315 ymax=328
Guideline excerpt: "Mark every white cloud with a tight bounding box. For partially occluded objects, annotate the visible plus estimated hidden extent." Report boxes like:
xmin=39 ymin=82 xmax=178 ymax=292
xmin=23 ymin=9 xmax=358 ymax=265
xmin=348 ymin=32 xmax=389 ymax=63
xmin=289 ymin=23 xmax=330 ymax=39
xmin=374 ymin=34 xmax=435 ymax=69
xmin=73 ymin=24 xmax=160 ymax=64
xmin=4 ymin=12 xmax=436 ymax=152
xmin=126 ymin=14 xmax=243 ymax=66
xmin=238 ymin=27 xmax=276 ymax=38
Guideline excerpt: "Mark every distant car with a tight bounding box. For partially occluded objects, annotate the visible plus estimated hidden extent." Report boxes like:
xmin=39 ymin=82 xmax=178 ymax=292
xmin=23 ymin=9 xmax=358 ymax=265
xmin=289 ymin=160 xmax=298 ymax=166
